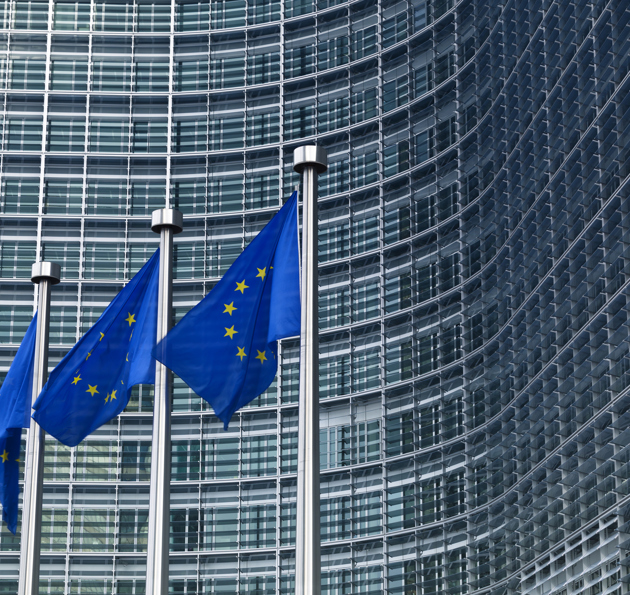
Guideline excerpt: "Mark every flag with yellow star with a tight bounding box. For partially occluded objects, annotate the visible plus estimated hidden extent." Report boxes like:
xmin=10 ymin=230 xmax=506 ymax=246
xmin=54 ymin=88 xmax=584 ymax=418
xmin=154 ymin=192 xmax=300 ymax=429
xmin=32 ymin=250 xmax=160 ymax=447
xmin=0 ymin=312 xmax=37 ymax=534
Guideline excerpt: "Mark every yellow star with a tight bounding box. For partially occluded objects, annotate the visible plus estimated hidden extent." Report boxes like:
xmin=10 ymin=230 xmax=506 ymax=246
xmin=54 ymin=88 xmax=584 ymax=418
xmin=86 ymin=385 xmax=99 ymax=397
xmin=125 ymin=313 xmax=136 ymax=326
xmin=105 ymin=393 xmax=110 ymax=403
xmin=1 ymin=450 xmax=8 ymax=463
xmin=236 ymin=347 xmax=247 ymax=361
xmin=126 ymin=353 xmax=129 ymax=362
xmin=85 ymin=351 xmax=92 ymax=361
xmin=129 ymin=330 xmax=133 ymax=341
xmin=223 ymin=302 xmax=237 ymax=316
xmin=224 ymin=326 xmax=238 ymax=339
xmin=100 ymin=332 xmax=105 ymax=341
xmin=72 ymin=374 xmax=82 ymax=385
xmin=256 ymin=350 xmax=267 ymax=363
xmin=110 ymin=390 xmax=117 ymax=401
xmin=256 ymin=267 xmax=266 ymax=280
xmin=235 ymin=280 xmax=249 ymax=294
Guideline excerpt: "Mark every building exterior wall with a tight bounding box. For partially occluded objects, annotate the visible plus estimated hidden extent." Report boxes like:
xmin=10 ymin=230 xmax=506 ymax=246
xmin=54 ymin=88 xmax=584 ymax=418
xmin=0 ymin=0 xmax=629 ymax=593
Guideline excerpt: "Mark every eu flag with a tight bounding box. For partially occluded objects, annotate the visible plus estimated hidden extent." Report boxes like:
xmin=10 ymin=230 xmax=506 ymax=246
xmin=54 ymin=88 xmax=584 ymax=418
xmin=154 ymin=192 xmax=300 ymax=428
xmin=0 ymin=312 xmax=37 ymax=534
xmin=32 ymin=250 xmax=160 ymax=447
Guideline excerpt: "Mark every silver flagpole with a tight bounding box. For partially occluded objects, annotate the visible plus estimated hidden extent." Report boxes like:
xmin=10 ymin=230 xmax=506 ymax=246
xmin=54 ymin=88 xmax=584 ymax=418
xmin=18 ymin=262 xmax=60 ymax=595
xmin=146 ymin=209 xmax=183 ymax=594
xmin=293 ymin=145 xmax=327 ymax=595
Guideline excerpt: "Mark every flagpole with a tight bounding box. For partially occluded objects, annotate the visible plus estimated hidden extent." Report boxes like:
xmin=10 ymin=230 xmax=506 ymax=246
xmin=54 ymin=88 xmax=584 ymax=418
xmin=293 ymin=145 xmax=327 ymax=595
xmin=146 ymin=209 xmax=183 ymax=595
xmin=18 ymin=262 xmax=60 ymax=595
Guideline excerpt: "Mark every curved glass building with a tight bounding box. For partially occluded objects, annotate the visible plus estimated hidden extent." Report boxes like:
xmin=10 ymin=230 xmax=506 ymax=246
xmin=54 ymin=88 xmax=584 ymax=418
xmin=0 ymin=0 xmax=630 ymax=592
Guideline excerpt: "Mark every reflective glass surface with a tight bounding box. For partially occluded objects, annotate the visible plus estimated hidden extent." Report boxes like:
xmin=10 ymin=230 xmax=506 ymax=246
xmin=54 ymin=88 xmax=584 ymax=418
xmin=0 ymin=0 xmax=629 ymax=593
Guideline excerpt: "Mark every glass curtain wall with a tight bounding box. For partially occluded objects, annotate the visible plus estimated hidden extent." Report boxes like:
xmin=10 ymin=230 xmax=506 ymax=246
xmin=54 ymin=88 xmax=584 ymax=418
xmin=0 ymin=0 xmax=629 ymax=593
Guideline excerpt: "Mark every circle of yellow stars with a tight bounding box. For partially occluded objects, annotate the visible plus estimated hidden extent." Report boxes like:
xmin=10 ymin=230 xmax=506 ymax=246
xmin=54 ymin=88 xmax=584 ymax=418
xmin=224 ymin=268 xmax=270 ymax=364
xmin=70 ymin=311 xmax=137 ymax=406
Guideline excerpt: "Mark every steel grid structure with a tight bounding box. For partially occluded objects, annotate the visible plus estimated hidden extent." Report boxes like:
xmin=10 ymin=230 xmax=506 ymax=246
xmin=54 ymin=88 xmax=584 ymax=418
xmin=0 ymin=0 xmax=629 ymax=593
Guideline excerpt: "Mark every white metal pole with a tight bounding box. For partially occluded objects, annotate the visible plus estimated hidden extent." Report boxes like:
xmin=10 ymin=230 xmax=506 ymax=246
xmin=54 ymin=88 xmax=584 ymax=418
xmin=293 ymin=145 xmax=327 ymax=595
xmin=18 ymin=262 xmax=60 ymax=595
xmin=145 ymin=209 xmax=183 ymax=595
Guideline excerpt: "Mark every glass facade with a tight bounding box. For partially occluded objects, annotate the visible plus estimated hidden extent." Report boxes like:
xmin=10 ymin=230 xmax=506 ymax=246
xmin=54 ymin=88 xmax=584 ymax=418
xmin=0 ymin=0 xmax=629 ymax=592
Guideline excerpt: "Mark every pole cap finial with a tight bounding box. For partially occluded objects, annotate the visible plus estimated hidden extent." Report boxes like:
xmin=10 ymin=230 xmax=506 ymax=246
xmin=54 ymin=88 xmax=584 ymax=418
xmin=31 ymin=262 xmax=61 ymax=285
xmin=151 ymin=209 xmax=184 ymax=234
xmin=293 ymin=145 xmax=327 ymax=174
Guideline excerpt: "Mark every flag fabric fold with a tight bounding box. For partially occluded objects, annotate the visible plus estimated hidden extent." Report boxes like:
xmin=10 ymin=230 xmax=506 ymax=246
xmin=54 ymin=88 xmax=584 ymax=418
xmin=32 ymin=250 xmax=160 ymax=447
xmin=0 ymin=312 xmax=37 ymax=534
xmin=154 ymin=191 xmax=300 ymax=428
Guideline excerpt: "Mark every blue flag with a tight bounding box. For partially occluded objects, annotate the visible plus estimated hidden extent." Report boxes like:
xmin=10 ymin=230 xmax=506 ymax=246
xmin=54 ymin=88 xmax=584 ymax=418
xmin=32 ymin=250 xmax=160 ymax=447
xmin=0 ymin=312 xmax=37 ymax=534
xmin=154 ymin=192 xmax=300 ymax=428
